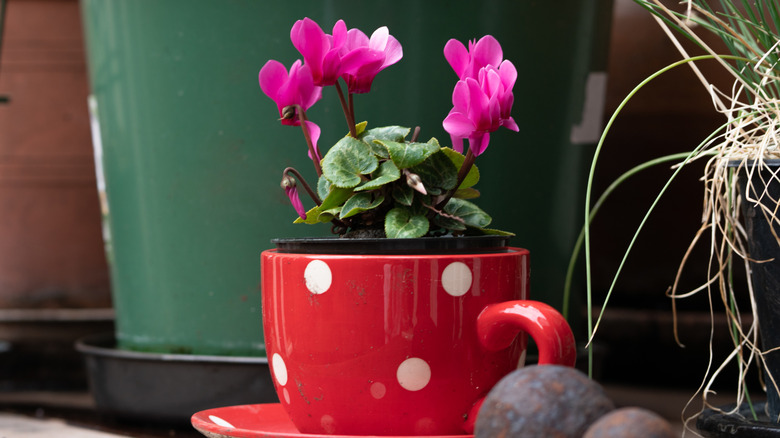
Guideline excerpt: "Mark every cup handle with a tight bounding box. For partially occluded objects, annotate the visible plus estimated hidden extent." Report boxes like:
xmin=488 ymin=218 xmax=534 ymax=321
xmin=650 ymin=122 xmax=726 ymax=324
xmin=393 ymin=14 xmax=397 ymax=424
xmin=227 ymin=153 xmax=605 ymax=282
xmin=463 ymin=300 xmax=577 ymax=433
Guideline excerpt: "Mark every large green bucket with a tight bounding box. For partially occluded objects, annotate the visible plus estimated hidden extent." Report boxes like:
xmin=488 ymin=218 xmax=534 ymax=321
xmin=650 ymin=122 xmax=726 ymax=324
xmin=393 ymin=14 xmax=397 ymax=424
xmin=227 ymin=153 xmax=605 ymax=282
xmin=80 ymin=0 xmax=612 ymax=356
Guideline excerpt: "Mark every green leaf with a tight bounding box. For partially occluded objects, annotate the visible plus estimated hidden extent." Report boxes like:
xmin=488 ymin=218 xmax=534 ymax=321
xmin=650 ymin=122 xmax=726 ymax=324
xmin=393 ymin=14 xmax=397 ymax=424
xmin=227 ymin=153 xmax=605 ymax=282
xmin=355 ymin=121 xmax=368 ymax=137
xmin=317 ymin=209 xmax=338 ymax=223
xmin=340 ymin=192 xmax=385 ymax=219
xmin=317 ymin=175 xmax=331 ymax=201
xmin=392 ymin=183 xmax=414 ymax=206
xmin=360 ymin=126 xmax=409 ymax=160
xmin=441 ymin=147 xmax=479 ymax=189
xmin=296 ymin=182 xmax=352 ymax=224
xmin=410 ymin=150 xmax=458 ymax=193
xmin=454 ymin=187 xmax=480 ymax=199
xmin=384 ymin=207 xmax=429 ymax=238
xmin=361 ymin=126 xmax=410 ymax=144
xmin=443 ymin=198 xmax=492 ymax=228
xmin=365 ymin=141 xmax=390 ymax=159
xmin=379 ymin=138 xmax=441 ymax=169
xmin=356 ymin=160 xmax=401 ymax=191
xmin=294 ymin=205 xmax=336 ymax=224
xmin=319 ymin=184 xmax=353 ymax=211
xmin=321 ymin=136 xmax=379 ymax=188
xmin=476 ymin=227 xmax=515 ymax=236
xmin=433 ymin=214 xmax=466 ymax=231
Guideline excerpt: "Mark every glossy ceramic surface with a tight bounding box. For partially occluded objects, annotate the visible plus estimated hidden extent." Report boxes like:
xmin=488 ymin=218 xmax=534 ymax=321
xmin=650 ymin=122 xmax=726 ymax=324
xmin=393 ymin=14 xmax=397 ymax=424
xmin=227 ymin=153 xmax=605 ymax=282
xmin=261 ymin=248 xmax=575 ymax=435
xmin=191 ymin=404 xmax=472 ymax=438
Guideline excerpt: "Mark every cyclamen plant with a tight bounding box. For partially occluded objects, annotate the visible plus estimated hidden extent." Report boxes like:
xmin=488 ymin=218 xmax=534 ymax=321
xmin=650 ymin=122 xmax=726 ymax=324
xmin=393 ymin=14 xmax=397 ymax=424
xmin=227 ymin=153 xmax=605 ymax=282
xmin=259 ymin=18 xmax=518 ymax=239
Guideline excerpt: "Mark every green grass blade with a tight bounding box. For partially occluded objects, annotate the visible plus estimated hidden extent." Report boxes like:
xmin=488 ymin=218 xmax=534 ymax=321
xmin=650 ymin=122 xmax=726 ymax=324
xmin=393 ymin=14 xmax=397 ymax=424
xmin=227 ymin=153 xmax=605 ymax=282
xmin=562 ymin=152 xmax=709 ymax=319
xmin=582 ymin=53 xmax=748 ymax=377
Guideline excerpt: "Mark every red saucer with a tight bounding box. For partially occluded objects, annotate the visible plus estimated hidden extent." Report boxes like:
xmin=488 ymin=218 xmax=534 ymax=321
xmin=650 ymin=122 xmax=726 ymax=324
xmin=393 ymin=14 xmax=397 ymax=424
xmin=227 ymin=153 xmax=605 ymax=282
xmin=191 ymin=403 xmax=473 ymax=438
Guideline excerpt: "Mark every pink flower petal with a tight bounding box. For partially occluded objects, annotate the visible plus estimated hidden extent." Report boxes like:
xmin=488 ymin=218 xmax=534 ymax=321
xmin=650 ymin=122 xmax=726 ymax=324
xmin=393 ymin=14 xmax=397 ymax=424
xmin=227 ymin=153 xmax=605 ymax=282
xmin=258 ymin=60 xmax=288 ymax=101
xmin=451 ymin=80 xmax=470 ymax=113
xmin=499 ymin=91 xmax=514 ymax=120
xmin=443 ymin=39 xmax=469 ymax=78
xmin=281 ymin=60 xmax=306 ymax=107
xmin=291 ymin=18 xmax=327 ymax=66
xmin=343 ymin=28 xmax=369 ymax=51
xmin=502 ymin=116 xmax=519 ymax=132
xmin=443 ymin=112 xmax=475 ymax=138
xmin=488 ymin=95 xmax=501 ymax=130
xmin=320 ymin=50 xmax=342 ymax=85
xmin=259 ymin=59 xmax=321 ymax=125
xmin=469 ymin=132 xmax=491 ymax=156
xmin=340 ymin=47 xmax=381 ymax=74
xmin=472 ymin=35 xmax=503 ymax=70
xmin=450 ymin=135 xmax=465 ymax=154
xmin=498 ymin=60 xmax=517 ymax=90
xmin=284 ymin=185 xmax=307 ymax=219
xmin=303 ymin=120 xmax=322 ymax=161
xmin=369 ymin=26 xmax=389 ymax=51
xmin=483 ymin=68 xmax=502 ymax=98
xmin=331 ymin=20 xmax=347 ymax=48
xmin=382 ymin=35 xmax=403 ymax=67
xmin=465 ymin=78 xmax=490 ymax=129
xmin=340 ymin=47 xmax=385 ymax=93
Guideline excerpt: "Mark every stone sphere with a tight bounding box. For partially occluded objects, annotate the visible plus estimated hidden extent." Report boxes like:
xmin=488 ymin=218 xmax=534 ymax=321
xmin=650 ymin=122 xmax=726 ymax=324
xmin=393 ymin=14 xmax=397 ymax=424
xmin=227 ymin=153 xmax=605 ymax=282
xmin=583 ymin=407 xmax=676 ymax=438
xmin=475 ymin=365 xmax=615 ymax=438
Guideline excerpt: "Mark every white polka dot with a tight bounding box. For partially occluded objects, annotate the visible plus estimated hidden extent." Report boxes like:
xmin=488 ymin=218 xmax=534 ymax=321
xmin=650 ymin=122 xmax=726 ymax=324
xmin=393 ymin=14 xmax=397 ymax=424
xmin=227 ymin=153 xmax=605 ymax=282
xmin=396 ymin=357 xmax=431 ymax=391
xmin=415 ymin=417 xmax=437 ymax=435
xmin=305 ymin=260 xmax=332 ymax=294
xmin=321 ymin=415 xmax=337 ymax=434
xmin=209 ymin=415 xmax=235 ymax=428
xmin=282 ymin=387 xmax=291 ymax=404
xmin=441 ymin=262 xmax=472 ymax=297
xmin=370 ymin=381 xmax=387 ymax=399
xmin=272 ymin=353 xmax=288 ymax=386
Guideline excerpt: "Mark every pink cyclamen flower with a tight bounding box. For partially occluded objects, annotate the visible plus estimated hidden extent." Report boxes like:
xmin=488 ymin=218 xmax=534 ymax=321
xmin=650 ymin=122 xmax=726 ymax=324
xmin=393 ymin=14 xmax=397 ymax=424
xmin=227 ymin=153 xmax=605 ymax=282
xmin=442 ymin=62 xmax=519 ymax=156
xmin=290 ymin=18 xmax=347 ymax=86
xmin=259 ymin=59 xmax=323 ymax=160
xmin=258 ymin=59 xmax=321 ymax=125
xmin=338 ymin=25 xmax=403 ymax=94
xmin=282 ymin=176 xmax=307 ymax=219
xmin=443 ymin=35 xmax=503 ymax=80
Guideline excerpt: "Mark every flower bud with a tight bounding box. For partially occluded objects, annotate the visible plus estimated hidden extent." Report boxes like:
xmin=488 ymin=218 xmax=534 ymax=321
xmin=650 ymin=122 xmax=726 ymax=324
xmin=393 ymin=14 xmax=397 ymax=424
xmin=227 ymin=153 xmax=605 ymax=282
xmin=281 ymin=105 xmax=296 ymax=121
xmin=406 ymin=172 xmax=427 ymax=195
xmin=281 ymin=174 xmax=296 ymax=190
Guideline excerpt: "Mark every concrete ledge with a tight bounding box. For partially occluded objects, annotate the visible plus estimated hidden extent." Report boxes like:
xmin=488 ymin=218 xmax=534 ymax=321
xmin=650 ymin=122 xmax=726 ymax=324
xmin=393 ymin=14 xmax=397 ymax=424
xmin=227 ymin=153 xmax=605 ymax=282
xmin=0 ymin=413 xmax=130 ymax=438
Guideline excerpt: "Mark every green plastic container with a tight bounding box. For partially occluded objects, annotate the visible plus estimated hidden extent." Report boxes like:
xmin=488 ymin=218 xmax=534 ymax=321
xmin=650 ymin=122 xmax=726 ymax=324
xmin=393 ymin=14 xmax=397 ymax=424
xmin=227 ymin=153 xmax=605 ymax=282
xmin=80 ymin=0 xmax=612 ymax=356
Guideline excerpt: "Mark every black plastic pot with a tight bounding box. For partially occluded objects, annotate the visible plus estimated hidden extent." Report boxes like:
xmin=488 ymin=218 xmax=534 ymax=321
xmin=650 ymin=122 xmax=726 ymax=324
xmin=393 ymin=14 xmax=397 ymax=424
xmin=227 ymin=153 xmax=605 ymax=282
xmin=697 ymin=402 xmax=780 ymax=437
xmin=272 ymin=235 xmax=512 ymax=255
xmin=734 ymin=159 xmax=780 ymax=421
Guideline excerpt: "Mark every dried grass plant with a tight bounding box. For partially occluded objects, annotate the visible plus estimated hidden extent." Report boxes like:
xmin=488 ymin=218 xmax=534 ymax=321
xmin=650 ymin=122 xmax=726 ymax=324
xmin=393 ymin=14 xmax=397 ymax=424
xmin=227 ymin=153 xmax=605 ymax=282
xmin=569 ymin=0 xmax=780 ymax=434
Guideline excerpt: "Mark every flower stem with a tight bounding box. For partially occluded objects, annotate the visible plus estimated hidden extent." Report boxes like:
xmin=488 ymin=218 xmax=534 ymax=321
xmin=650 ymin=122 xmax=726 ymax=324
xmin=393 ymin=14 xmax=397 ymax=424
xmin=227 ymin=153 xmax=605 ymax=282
xmin=435 ymin=149 xmax=475 ymax=210
xmin=411 ymin=126 xmax=421 ymax=142
xmin=455 ymin=148 xmax=476 ymax=189
xmin=334 ymin=81 xmax=357 ymax=137
xmin=283 ymin=167 xmax=321 ymax=205
xmin=348 ymin=92 xmax=355 ymax=130
xmin=292 ymin=104 xmax=322 ymax=176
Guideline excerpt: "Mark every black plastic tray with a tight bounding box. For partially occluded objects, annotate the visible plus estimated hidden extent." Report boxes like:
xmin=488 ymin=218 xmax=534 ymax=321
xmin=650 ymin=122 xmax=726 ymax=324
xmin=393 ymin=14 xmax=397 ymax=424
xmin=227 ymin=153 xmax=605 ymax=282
xmin=76 ymin=333 xmax=278 ymax=424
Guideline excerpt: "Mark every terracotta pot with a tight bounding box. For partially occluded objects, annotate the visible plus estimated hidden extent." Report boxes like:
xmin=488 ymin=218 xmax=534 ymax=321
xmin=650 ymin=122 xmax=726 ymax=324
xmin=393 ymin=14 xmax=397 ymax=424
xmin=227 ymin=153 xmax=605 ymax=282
xmin=261 ymin=237 xmax=576 ymax=435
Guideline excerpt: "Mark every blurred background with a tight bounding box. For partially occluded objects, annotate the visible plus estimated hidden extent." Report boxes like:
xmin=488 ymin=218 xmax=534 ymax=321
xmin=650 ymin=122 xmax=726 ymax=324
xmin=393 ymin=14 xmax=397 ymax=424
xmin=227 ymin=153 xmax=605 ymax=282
xmin=0 ymin=0 xmax=754 ymax=435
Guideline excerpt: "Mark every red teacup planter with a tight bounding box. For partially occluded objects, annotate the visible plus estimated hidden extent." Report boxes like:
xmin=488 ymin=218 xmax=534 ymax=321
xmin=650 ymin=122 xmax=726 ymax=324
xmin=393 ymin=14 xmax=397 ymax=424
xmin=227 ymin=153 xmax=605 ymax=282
xmin=261 ymin=237 xmax=575 ymax=436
